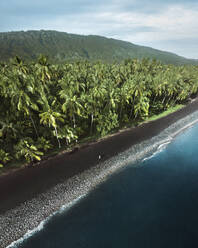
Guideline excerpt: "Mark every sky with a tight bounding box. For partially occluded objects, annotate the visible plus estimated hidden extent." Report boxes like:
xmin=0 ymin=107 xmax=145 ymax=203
xmin=1 ymin=0 xmax=198 ymax=59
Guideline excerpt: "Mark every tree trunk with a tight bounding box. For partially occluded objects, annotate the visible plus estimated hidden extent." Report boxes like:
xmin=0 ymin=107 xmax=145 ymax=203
xmin=90 ymin=113 xmax=94 ymax=134
xmin=65 ymin=138 xmax=69 ymax=146
xmin=29 ymin=112 xmax=39 ymax=138
xmin=153 ymin=94 xmax=158 ymax=105
xmin=119 ymin=105 xmax=123 ymax=120
xmin=54 ymin=126 xmax=61 ymax=148
xmin=129 ymin=95 xmax=136 ymax=120
xmin=73 ymin=114 xmax=76 ymax=129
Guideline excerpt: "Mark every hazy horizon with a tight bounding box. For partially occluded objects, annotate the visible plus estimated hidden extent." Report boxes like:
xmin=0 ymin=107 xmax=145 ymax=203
xmin=1 ymin=0 xmax=198 ymax=59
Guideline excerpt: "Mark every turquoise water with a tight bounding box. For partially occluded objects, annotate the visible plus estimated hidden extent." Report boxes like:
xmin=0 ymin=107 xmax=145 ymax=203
xmin=17 ymin=123 xmax=198 ymax=248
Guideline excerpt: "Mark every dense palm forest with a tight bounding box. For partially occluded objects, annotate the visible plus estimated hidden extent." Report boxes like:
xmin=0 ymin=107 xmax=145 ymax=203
xmin=0 ymin=56 xmax=198 ymax=170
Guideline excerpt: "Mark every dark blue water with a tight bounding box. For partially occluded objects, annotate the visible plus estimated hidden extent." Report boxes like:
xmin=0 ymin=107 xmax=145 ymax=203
xmin=18 ymin=124 xmax=198 ymax=248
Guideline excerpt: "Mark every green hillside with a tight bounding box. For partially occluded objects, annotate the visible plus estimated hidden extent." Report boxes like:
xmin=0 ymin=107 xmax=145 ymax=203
xmin=0 ymin=30 xmax=197 ymax=65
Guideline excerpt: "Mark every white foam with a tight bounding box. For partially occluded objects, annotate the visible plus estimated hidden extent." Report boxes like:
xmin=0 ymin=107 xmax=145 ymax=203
xmin=6 ymin=220 xmax=46 ymax=248
xmin=171 ymin=119 xmax=198 ymax=138
xmin=6 ymin=194 xmax=86 ymax=248
xmin=142 ymin=138 xmax=172 ymax=162
xmin=142 ymin=113 xmax=198 ymax=163
xmin=3 ymin=110 xmax=198 ymax=248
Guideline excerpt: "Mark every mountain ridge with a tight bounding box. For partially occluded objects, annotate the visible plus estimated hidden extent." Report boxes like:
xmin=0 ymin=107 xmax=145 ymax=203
xmin=0 ymin=30 xmax=197 ymax=65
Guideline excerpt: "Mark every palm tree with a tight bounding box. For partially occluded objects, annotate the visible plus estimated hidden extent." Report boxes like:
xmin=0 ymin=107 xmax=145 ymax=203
xmin=11 ymin=56 xmax=28 ymax=75
xmin=39 ymin=93 xmax=64 ymax=148
xmin=36 ymin=137 xmax=53 ymax=152
xmin=0 ymin=119 xmax=18 ymax=141
xmin=6 ymin=58 xmax=40 ymax=138
xmin=39 ymin=109 xmax=64 ymax=148
xmin=15 ymin=139 xmax=43 ymax=163
xmin=56 ymin=125 xmax=78 ymax=146
xmin=59 ymin=87 xmax=83 ymax=129
xmin=10 ymin=86 xmax=39 ymax=137
xmin=84 ymin=84 xmax=107 ymax=134
xmin=35 ymin=55 xmax=51 ymax=82
xmin=0 ymin=149 xmax=11 ymax=168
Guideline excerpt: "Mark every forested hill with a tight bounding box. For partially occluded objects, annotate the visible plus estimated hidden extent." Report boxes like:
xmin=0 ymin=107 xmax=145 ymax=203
xmin=0 ymin=30 xmax=197 ymax=65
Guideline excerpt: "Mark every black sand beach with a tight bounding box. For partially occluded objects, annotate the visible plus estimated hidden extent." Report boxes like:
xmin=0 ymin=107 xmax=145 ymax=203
xmin=1 ymin=99 xmax=198 ymax=247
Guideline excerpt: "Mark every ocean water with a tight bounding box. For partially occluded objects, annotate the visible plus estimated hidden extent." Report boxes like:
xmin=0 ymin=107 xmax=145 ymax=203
xmin=15 ymin=123 xmax=198 ymax=248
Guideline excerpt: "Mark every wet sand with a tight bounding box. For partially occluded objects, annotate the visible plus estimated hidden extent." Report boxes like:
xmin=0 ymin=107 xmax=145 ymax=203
xmin=1 ymin=99 xmax=198 ymax=247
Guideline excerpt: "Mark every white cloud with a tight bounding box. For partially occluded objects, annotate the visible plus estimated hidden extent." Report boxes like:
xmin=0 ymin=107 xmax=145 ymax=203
xmin=1 ymin=1 xmax=198 ymax=58
xmin=89 ymin=5 xmax=198 ymax=42
xmin=44 ymin=5 xmax=198 ymax=38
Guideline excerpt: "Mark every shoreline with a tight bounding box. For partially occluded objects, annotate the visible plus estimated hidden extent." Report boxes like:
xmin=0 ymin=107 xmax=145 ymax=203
xmin=0 ymin=105 xmax=184 ymax=179
xmin=1 ymin=99 xmax=198 ymax=247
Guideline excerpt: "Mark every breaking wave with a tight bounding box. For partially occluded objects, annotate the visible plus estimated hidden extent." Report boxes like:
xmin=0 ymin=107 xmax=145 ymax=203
xmin=4 ymin=110 xmax=198 ymax=248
